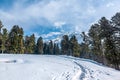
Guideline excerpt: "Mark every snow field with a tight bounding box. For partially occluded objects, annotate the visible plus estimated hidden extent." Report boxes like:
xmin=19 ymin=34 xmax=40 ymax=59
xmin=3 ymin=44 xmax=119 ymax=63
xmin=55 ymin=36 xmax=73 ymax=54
xmin=0 ymin=54 xmax=120 ymax=80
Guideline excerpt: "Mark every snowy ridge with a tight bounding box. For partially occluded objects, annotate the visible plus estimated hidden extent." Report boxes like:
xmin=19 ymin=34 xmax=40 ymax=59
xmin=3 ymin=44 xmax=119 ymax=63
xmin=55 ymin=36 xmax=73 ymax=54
xmin=0 ymin=54 xmax=120 ymax=80
xmin=50 ymin=31 xmax=82 ymax=43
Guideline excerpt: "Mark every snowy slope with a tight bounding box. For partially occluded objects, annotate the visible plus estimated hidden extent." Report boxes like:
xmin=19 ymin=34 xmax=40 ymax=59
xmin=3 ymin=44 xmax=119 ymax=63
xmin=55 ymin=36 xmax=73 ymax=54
xmin=0 ymin=54 xmax=120 ymax=80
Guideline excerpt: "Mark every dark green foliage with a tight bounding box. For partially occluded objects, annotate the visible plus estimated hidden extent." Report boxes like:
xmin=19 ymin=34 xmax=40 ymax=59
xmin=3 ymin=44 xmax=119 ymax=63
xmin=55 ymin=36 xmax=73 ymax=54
xmin=53 ymin=43 xmax=60 ymax=55
xmin=61 ymin=35 xmax=69 ymax=55
xmin=2 ymin=28 xmax=8 ymax=53
xmin=30 ymin=34 xmax=36 ymax=53
xmin=87 ymin=15 xmax=120 ymax=70
xmin=99 ymin=17 xmax=120 ymax=69
xmin=8 ymin=25 xmax=24 ymax=53
xmin=0 ymin=20 xmax=3 ymax=32
xmin=0 ymin=21 xmax=3 ymax=52
xmin=43 ymin=43 xmax=47 ymax=54
xmin=99 ymin=17 xmax=114 ymax=38
xmin=36 ymin=37 xmax=43 ymax=54
xmin=110 ymin=13 xmax=120 ymax=70
xmin=48 ymin=40 xmax=54 ymax=55
xmin=69 ymin=35 xmax=80 ymax=57
xmin=112 ymin=12 xmax=120 ymax=26
xmin=60 ymin=34 xmax=80 ymax=57
xmin=24 ymin=34 xmax=35 ymax=53
xmin=88 ymin=23 xmax=103 ymax=62
xmin=80 ymin=32 xmax=90 ymax=59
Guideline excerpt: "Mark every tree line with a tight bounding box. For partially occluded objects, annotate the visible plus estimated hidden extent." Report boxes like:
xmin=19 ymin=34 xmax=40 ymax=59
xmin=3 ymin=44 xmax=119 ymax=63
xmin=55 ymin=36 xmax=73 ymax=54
xmin=0 ymin=12 xmax=120 ymax=70
xmin=0 ymin=23 xmax=80 ymax=56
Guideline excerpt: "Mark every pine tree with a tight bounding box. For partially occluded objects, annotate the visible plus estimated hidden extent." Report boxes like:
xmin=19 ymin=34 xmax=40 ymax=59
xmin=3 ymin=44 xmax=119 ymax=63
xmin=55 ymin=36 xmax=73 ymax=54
xmin=2 ymin=28 xmax=8 ymax=53
xmin=49 ymin=40 xmax=53 ymax=55
xmin=36 ymin=37 xmax=43 ymax=54
xmin=0 ymin=20 xmax=3 ymax=33
xmin=80 ymin=32 xmax=90 ymax=59
xmin=69 ymin=35 xmax=80 ymax=57
xmin=88 ymin=23 xmax=103 ymax=62
xmin=99 ymin=17 xmax=120 ymax=69
xmin=24 ymin=36 xmax=30 ymax=53
xmin=53 ymin=43 xmax=60 ymax=55
xmin=61 ymin=35 xmax=69 ymax=55
xmin=18 ymin=28 xmax=24 ymax=53
xmin=8 ymin=25 xmax=18 ymax=53
xmin=56 ymin=44 xmax=60 ymax=55
xmin=46 ymin=43 xmax=50 ymax=54
xmin=53 ymin=43 xmax=56 ymax=55
xmin=8 ymin=25 xmax=24 ymax=53
xmin=0 ymin=20 xmax=3 ymax=53
xmin=30 ymin=34 xmax=36 ymax=53
xmin=24 ymin=34 xmax=36 ymax=54
xmin=43 ymin=42 xmax=47 ymax=54
xmin=110 ymin=13 xmax=120 ymax=70
xmin=111 ymin=12 xmax=120 ymax=26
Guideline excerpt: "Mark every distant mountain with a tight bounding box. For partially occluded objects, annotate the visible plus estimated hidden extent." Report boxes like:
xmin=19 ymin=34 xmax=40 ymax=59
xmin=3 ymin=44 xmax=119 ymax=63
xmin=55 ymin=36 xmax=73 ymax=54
xmin=43 ymin=31 xmax=83 ymax=44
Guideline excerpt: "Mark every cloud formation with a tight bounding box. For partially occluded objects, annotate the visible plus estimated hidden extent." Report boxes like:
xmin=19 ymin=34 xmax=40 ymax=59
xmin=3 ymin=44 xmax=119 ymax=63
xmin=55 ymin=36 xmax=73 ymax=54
xmin=0 ymin=0 xmax=120 ymax=36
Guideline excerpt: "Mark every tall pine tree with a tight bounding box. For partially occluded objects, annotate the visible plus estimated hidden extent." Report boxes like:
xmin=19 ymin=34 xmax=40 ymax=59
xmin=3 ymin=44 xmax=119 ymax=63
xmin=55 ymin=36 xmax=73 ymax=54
xmin=69 ymin=35 xmax=80 ymax=57
xmin=61 ymin=35 xmax=69 ymax=55
xmin=36 ymin=37 xmax=43 ymax=54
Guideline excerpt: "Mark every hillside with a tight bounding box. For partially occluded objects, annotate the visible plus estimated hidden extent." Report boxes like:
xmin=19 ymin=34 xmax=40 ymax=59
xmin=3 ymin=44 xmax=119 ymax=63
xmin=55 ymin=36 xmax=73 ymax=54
xmin=0 ymin=54 xmax=120 ymax=80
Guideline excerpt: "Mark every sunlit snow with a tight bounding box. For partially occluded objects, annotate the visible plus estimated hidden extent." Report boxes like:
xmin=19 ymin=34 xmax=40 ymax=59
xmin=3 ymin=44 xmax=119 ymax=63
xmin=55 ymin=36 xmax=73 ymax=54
xmin=0 ymin=54 xmax=120 ymax=80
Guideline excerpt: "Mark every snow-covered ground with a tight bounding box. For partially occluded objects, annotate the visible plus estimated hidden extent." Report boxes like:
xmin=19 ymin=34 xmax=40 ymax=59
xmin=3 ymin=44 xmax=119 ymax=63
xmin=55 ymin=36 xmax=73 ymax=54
xmin=0 ymin=54 xmax=120 ymax=80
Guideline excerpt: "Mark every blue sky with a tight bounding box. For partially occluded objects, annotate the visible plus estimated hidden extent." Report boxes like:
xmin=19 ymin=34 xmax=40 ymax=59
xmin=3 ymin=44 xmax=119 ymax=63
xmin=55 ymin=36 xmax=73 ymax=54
xmin=0 ymin=0 xmax=120 ymax=39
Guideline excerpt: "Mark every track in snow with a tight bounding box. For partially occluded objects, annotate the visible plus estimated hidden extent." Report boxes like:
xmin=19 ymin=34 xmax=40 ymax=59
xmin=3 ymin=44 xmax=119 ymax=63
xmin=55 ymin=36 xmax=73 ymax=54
xmin=74 ymin=61 xmax=86 ymax=80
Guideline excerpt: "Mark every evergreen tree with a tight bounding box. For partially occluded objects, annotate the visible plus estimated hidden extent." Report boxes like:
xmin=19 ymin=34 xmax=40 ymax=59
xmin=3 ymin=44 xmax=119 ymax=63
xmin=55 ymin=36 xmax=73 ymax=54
xmin=24 ymin=34 xmax=36 ymax=53
xmin=8 ymin=25 xmax=18 ymax=53
xmin=53 ymin=43 xmax=56 ymax=55
xmin=48 ymin=40 xmax=53 ymax=55
xmin=24 ymin=36 xmax=30 ymax=53
xmin=2 ymin=28 xmax=8 ymax=53
xmin=0 ymin=20 xmax=3 ymax=53
xmin=43 ymin=42 xmax=47 ymax=54
xmin=110 ymin=13 xmax=120 ymax=70
xmin=99 ymin=17 xmax=119 ymax=69
xmin=18 ymin=28 xmax=24 ymax=53
xmin=8 ymin=25 xmax=24 ymax=53
xmin=69 ymin=35 xmax=80 ymax=57
xmin=46 ymin=43 xmax=50 ymax=54
xmin=36 ymin=37 xmax=43 ymax=54
xmin=53 ymin=43 xmax=60 ymax=55
xmin=61 ymin=35 xmax=69 ymax=55
xmin=0 ymin=32 xmax=2 ymax=53
xmin=56 ymin=44 xmax=60 ymax=55
xmin=30 ymin=34 xmax=36 ymax=53
xmin=80 ymin=32 xmax=90 ymax=59
xmin=0 ymin=20 xmax=3 ymax=33
xmin=111 ymin=12 xmax=120 ymax=26
xmin=88 ymin=23 xmax=103 ymax=62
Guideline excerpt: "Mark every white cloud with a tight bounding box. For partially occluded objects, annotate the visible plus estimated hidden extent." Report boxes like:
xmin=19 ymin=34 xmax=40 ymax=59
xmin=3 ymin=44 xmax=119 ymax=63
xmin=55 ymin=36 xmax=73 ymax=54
xmin=41 ymin=32 xmax=62 ymax=39
xmin=106 ymin=2 xmax=114 ymax=7
xmin=0 ymin=0 xmax=120 ymax=34
xmin=54 ymin=21 xmax=66 ymax=28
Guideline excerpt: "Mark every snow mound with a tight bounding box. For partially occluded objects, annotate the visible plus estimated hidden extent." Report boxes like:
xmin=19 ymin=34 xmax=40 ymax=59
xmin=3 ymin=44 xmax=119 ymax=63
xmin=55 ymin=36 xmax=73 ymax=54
xmin=0 ymin=58 xmax=24 ymax=63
